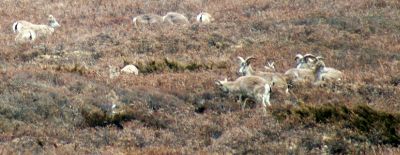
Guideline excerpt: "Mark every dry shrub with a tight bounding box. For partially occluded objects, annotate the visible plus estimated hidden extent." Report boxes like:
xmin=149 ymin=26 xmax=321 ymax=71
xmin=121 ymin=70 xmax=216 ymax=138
xmin=0 ymin=0 xmax=400 ymax=154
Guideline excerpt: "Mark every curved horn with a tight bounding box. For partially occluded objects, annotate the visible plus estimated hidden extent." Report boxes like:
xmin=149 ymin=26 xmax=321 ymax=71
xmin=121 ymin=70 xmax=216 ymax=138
xmin=295 ymin=54 xmax=303 ymax=61
xmin=215 ymin=81 xmax=222 ymax=86
xmin=303 ymin=54 xmax=317 ymax=63
xmin=237 ymin=56 xmax=245 ymax=63
xmin=245 ymin=56 xmax=256 ymax=63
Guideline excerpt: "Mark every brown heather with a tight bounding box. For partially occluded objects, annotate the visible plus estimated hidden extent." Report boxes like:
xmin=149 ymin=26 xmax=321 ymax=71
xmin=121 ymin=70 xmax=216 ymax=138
xmin=0 ymin=0 xmax=399 ymax=154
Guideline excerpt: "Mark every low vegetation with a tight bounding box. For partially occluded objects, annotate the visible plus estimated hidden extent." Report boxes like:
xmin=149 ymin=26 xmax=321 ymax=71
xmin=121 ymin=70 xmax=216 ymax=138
xmin=0 ymin=0 xmax=399 ymax=154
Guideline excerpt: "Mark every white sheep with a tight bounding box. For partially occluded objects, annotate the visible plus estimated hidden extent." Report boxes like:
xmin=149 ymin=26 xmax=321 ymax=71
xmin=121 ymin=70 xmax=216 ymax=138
xmin=14 ymin=29 xmax=36 ymax=44
xmin=215 ymin=76 xmax=272 ymax=112
xmin=196 ymin=12 xmax=213 ymax=24
xmin=109 ymin=64 xmax=140 ymax=79
xmin=121 ymin=64 xmax=139 ymax=75
xmin=237 ymin=56 xmax=288 ymax=94
xmin=163 ymin=12 xmax=189 ymax=25
xmin=132 ymin=14 xmax=163 ymax=28
xmin=12 ymin=15 xmax=60 ymax=38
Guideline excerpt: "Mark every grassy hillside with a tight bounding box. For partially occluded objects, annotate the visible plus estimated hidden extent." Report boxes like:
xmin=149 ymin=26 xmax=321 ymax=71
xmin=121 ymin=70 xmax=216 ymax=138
xmin=0 ymin=0 xmax=399 ymax=154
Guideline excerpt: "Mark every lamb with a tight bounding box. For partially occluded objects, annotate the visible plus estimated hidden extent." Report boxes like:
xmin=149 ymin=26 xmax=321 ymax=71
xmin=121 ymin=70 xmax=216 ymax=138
xmin=132 ymin=14 xmax=163 ymax=28
xmin=15 ymin=29 xmax=36 ymax=44
xmin=12 ymin=15 xmax=60 ymax=38
xmin=163 ymin=12 xmax=189 ymax=25
xmin=237 ymin=56 xmax=288 ymax=93
xmin=196 ymin=12 xmax=214 ymax=24
xmin=215 ymin=76 xmax=272 ymax=111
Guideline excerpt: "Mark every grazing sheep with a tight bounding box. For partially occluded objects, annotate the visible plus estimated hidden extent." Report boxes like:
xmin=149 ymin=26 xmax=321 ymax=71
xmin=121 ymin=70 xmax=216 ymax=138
xmin=15 ymin=29 xmax=36 ymax=44
xmin=163 ymin=12 xmax=189 ymax=25
xmin=121 ymin=64 xmax=139 ymax=75
xmin=237 ymin=56 xmax=288 ymax=93
xmin=196 ymin=12 xmax=213 ymax=23
xmin=215 ymin=76 xmax=272 ymax=111
xmin=12 ymin=15 xmax=60 ymax=38
xmin=132 ymin=14 xmax=163 ymax=27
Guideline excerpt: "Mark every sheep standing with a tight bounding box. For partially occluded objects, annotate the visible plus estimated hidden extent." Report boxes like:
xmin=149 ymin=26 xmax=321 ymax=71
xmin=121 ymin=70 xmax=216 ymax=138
xmin=12 ymin=15 xmax=60 ymax=38
xmin=237 ymin=56 xmax=288 ymax=94
xmin=132 ymin=14 xmax=163 ymax=28
xmin=196 ymin=12 xmax=213 ymax=24
xmin=215 ymin=76 xmax=272 ymax=111
xmin=163 ymin=12 xmax=189 ymax=25
xmin=15 ymin=29 xmax=36 ymax=44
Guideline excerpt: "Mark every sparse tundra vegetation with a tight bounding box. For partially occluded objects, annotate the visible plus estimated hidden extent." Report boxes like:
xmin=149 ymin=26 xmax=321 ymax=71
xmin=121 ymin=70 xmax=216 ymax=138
xmin=0 ymin=0 xmax=399 ymax=154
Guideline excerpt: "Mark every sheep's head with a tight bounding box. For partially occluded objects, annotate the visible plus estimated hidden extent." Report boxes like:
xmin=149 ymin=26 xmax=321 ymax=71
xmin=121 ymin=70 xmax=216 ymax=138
xmin=296 ymin=53 xmax=317 ymax=69
xmin=215 ymin=78 xmax=229 ymax=93
xmin=314 ymin=59 xmax=326 ymax=73
xmin=48 ymin=15 xmax=60 ymax=28
xmin=264 ymin=61 xmax=276 ymax=72
xmin=237 ymin=56 xmax=255 ymax=76
xmin=295 ymin=54 xmax=303 ymax=66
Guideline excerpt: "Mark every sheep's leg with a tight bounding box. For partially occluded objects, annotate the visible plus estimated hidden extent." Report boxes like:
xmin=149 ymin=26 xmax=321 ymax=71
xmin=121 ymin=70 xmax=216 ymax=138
xmin=263 ymin=93 xmax=271 ymax=107
xmin=242 ymin=98 xmax=249 ymax=110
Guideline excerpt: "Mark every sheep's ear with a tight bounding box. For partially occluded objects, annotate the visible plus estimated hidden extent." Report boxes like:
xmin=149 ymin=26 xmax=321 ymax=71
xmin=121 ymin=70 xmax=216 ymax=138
xmin=237 ymin=56 xmax=245 ymax=63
